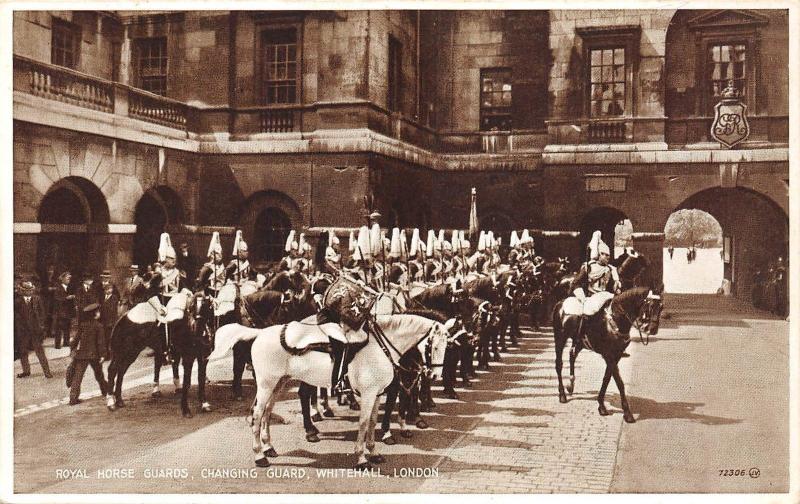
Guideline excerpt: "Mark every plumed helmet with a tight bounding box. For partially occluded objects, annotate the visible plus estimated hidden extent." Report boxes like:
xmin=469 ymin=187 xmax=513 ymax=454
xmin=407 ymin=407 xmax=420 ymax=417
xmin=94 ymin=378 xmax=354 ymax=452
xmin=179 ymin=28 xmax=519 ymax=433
xmin=207 ymin=231 xmax=223 ymax=257
xmin=399 ymin=229 xmax=409 ymax=260
xmin=426 ymin=230 xmax=436 ymax=257
xmin=410 ymin=228 xmax=421 ymax=257
xmin=588 ymin=230 xmax=604 ymax=260
xmin=487 ymin=231 xmax=495 ymax=250
xmin=521 ymin=229 xmax=532 ymax=245
xmin=329 ymin=229 xmax=340 ymax=247
xmin=442 ymin=240 xmax=453 ymax=252
xmin=357 ymin=225 xmax=371 ymax=260
xmin=232 ymin=229 xmax=248 ymax=255
xmin=510 ymin=231 xmax=520 ymax=248
xmin=462 ymin=239 xmax=471 ymax=252
xmin=451 ymin=229 xmax=460 ymax=252
xmin=158 ymin=232 xmax=176 ymax=261
xmin=298 ymin=233 xmax=311 ymax=254
xmin=285 ymin=230 xmax=298 ymax=253
xmin=370 ymin=223 xmax=382 ymax=257
xmin=389 ymin=228 xmax=402 ymax=258
xmin=348 ymin=230 xmax=356 ymax=252
xmin=478 ymin=230 xmax=487 ymax=252
xmin=437 ymin=230 xmax=446 ymax=251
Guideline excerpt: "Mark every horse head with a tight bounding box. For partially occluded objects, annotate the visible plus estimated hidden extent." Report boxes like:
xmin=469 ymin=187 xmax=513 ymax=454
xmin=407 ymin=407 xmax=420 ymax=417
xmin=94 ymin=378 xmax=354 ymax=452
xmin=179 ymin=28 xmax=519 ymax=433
xmin=638 ymin=284 xmax=664 ymax=336
xmin=427 ymin=318 xmax=454 ymax=380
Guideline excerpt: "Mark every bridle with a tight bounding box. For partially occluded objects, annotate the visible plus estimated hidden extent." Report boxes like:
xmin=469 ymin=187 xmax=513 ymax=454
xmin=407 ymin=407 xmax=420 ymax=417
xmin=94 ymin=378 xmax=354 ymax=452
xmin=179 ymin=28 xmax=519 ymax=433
xmin=619 ymin=291 xmax=662 ymax=346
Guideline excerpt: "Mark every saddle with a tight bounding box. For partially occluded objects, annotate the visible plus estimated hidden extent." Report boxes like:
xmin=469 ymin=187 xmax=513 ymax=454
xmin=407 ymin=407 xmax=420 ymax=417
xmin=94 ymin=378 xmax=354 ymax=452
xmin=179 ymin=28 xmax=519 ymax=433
xmin=562 ymin=291 xmax=614 ymax=317
xmin=125 ymin=290 xmax=192 ymax=324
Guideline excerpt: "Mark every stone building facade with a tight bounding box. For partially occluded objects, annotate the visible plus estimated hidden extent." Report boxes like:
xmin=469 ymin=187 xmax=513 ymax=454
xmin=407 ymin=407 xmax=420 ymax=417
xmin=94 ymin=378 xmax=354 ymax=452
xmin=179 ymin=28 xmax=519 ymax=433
xmin=12 ymin=9 xmax=789 ymax=299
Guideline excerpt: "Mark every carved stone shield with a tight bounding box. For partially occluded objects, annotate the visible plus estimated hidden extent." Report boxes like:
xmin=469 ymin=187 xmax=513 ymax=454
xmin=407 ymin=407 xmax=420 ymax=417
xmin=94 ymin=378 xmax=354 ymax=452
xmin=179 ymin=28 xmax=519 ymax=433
xmin=711 ymin=99 xmax=750 ymax=148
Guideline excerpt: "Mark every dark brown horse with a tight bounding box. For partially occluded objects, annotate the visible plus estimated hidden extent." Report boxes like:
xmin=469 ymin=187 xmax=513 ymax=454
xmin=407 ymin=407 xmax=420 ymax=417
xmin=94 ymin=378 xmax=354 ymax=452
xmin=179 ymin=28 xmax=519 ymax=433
xmin=552 ymin=285 xmax=664 ymax=423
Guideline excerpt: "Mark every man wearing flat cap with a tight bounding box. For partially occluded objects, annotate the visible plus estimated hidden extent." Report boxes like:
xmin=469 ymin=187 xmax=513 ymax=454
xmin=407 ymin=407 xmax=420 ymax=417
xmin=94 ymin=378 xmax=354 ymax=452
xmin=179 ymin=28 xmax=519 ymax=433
xmin=68 ymin=303 xmax=108 ymax=405
xmin=14 ymin=281 xmax=53 ymax=378
xmin=120 ymin=264 xmax=144 ymax=312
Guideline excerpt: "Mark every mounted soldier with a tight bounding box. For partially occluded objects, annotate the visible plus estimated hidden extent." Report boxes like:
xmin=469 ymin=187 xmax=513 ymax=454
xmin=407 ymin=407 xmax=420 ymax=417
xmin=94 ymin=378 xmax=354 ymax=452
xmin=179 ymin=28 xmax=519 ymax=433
xmin=280 ymin=231 xmax=300 ymax=272
xmin=323 ymin=229 xmax=342 ymax=275
xmin=226 ymin=230 xmax=256 ymax=286
xmin=570 ymin=230 xmax=621 ymax=342
xmin=196 ymin=232 xmax=227 ymax=298
xmin=408 ymin=228 xmax=426 ymax=283
xmin=156 ymin=232 xmax=188 ymax=362
xmin=297 ymin=233 xmax=314 ymax=276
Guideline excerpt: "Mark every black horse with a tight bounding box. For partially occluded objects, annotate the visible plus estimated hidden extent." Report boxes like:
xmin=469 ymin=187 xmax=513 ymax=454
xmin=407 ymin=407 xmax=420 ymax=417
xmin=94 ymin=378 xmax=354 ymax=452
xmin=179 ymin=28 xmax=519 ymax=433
xmin=106 ymin=292 xmax=205 ymax=417
xmin=552 ymin=285 xmax=664 ymax=423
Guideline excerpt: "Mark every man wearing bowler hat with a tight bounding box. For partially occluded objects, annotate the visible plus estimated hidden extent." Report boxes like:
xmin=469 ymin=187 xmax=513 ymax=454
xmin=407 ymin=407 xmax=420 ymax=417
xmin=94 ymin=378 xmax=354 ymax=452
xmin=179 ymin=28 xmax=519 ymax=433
xmin=120 ymin=264 xmax=144 ymax=312
xmin=52 ymin=271 xmax=76 ymax=349
xmin=68 ymin=303 xmax=108 ymax=405
xmin=14 ymin=281 xmax=53 ymax=378
xmin=75 ymin=272 xmax=100 ymax=323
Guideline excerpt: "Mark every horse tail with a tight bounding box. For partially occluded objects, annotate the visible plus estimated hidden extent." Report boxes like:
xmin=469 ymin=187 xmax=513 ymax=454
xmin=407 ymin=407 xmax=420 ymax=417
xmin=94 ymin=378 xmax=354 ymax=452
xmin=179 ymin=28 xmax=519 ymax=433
xmin=208 ymin=323 xmax=261 ymax=361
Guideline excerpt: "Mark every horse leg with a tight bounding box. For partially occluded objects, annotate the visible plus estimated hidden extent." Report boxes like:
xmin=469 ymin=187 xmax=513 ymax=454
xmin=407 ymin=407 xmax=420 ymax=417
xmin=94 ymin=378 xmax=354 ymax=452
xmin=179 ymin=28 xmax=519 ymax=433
xmin=232 ymin=341 xmax=246 ymax=400
xmin=310 ymin=387 xmax=324 ymax=423
xmin=555 ymin=337 xmax=567 ymax=404
xmin=172 ymin=356 xmax=181 ymax=392
xmin=366 ymin=396 xmax=385 ymax=464
xmin=152 ymin=352 xmax=163 ymax=397
xmin=610 ymin=359 xmax=636 ymax=423
xmin=597 ymin=359 xmax=614 ymax=417
xmin=181 ymin=356 xmax=194 ymax=418
xmin=114 ymin=358 xmax=135 ymax=408
xmin=251 ymin=376 xmax=277 ymax=467
xmin=320 ymin=388 xmax=334 ymax=417
xmin=298 ymin=383 xmax=320 ymax=442
xmin=260 ymin=377 xmax=288 ymax=459
xmin=354 ymin=393 xmax=378 ymax=469
xmin=567 ymin=339 xmax=582 ymax=395
xmin=198 ymin=354 xmax=211 ymax=413
xmin=380 ymin=379 xmax=399 ymax=444
xmin=106 ymin=360 xmax=117 ymax=410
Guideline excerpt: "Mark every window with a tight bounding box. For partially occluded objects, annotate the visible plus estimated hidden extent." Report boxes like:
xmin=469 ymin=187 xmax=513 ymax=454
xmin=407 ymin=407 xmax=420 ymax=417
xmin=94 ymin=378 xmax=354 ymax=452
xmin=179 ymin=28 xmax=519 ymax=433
xmin=387 ymin=36 xmax=402 ymax=112
xmin=709 ymin=43 xmax=747 ymax=101
xmin=480 ymin=68 xmax=512 ymax=131
xmin=110 ymin=41 xmax=121 ymax=82
xmin=262 ymin=28 xmax=298 ymax=104
xmin=51 ymin=19 xmax=80 ymax=69
xmin=589 ymin=48 xmax=626 ymax=117
xmin=135 ymin=38 xmax=168 ymax=96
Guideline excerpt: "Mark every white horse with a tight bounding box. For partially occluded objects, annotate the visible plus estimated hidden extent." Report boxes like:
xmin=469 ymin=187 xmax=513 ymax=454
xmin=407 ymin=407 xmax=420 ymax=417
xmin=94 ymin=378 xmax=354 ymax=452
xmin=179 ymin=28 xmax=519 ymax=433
xmin=246 ymin=314 xmax=451 ymax=468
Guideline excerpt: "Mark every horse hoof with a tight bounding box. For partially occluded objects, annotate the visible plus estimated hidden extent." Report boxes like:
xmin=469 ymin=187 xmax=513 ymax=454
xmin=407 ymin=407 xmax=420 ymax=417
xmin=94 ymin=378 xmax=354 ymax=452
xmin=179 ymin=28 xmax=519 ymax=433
xmin=598 ymin=406 xmax=610 ymax=416
xmin=201 ymin=404 xmax=212 ymax=413
xmin=151 ymin=391 xmax=162 ymax=398
xmin=264 ymin=447 xmax=278 ymax=458
xmin=382 ymin=434 xmax=397 ymax=445
xmin=349 ymin=402 xmax=361 ymax=411
xmin=182 ymin=410 xmax=194 ymax=418
xmin=401 ymin=430 xmax=413 ymax=439
xmin=415 ymin=419 xmax=428 ymax=429
xmin=354 ymin=462 xmax=372 ymax=471
xmin=255 ymin=457 xmax=270 ymax=468
xmin=116 ymin=399 xmax=125 ymax=408
xmin=311 ymin=413 xmax=323 ymax=422
xmin=419 ymin=404 xmax=431 ymax=413
xmin=323 ymin=409 xmax=335 ymax=418
xmin=107 ymin=404 xmax=116 ymax=412
xmin=367 ymin=454 xmax=386 ymax=464
xmin=305 ymin=432 xmax=320 ymax=443
xmin=623 ymin=413 xmax=636 ymax=423
xmin=559 ymin=395 xmax=568 ymax=404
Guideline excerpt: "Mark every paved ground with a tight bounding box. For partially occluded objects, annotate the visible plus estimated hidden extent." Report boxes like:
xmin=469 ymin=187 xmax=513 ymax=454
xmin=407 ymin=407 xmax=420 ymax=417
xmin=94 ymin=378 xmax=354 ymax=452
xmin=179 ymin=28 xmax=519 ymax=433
xmin=12 ymin=294 xmax=790 ymax=494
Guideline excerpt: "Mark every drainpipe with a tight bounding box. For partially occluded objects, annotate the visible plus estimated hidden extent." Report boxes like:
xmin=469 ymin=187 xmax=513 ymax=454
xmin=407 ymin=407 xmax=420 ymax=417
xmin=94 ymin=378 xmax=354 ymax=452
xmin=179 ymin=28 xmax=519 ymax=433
xmin=415 ymin=10 xmax=420 ymax=121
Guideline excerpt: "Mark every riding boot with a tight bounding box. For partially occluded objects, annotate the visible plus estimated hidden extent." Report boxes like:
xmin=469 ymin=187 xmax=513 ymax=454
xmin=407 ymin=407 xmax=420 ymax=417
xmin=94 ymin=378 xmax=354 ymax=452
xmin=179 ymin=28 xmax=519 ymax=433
xmin=329 ymin=339 xmax=349 ymax=394
xmin=576 ymin=315 xmax=587 ymax=344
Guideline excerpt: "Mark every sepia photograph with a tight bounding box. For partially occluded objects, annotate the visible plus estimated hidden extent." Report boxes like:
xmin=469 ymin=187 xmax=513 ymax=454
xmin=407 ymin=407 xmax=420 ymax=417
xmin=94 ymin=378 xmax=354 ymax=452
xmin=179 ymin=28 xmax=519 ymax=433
xmin=2 ymin=2 xmax=796 ymax=502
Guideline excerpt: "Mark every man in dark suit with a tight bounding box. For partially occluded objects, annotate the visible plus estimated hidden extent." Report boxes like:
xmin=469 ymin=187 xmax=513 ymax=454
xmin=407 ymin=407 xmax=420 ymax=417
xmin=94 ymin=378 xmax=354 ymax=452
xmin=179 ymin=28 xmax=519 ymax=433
xmin=99 ymin=282 xmax=119 ymax=359
xmin=68 ymin=303 xmax=108 ymax=405
xmin=14 ymin=281 xmax=53 ymax=378
xmin=40 ymin=265 xmax=58 ymax=341
xmin=177 ymin=242 xmax=198 ymax=285
xmin=52 ymin=271 xmax=76 ymax=349
xmin=75 ymin=273 xmax=99 ymax=323
xmin=120 ymin=264 xmax=143 ymax=312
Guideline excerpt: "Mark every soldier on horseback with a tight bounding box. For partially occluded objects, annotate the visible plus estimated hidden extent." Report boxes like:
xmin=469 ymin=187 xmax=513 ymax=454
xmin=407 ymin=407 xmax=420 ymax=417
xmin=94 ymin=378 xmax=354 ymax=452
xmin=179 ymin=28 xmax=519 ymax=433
xmin=323 ymin=230 xmax=342 ymax=275
xmin=196 ymin=232 xmax=227 ymax=298
xmin=571 ymin=230 xmax=621 ymax=343
xmin=154 ymin=233 xmax=188 ymax=363
xmin=226 ymin=230 xmax=256 ymax=286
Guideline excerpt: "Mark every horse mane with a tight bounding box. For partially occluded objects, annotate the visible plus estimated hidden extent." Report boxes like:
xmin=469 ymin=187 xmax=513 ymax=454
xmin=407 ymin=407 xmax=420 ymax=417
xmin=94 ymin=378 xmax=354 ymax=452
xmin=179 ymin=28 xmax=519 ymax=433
xmin=375 ymin=312 xmax=437 ymax=335
xmin=421 ymin=283 xmax=449 ymax=298
xmin=402 ymin=308 xmax=448 ymax=323
xmin=610 ymin=286 xmax=651 ymax=317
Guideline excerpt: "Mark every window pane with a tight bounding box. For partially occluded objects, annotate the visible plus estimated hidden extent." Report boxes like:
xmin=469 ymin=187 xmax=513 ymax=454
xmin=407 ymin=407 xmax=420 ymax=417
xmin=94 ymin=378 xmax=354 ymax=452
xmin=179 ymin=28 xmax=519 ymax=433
xmin=614 ymin=48 xmax=624 ymax=64
xmin=613 ymin=64 xmax=624 ymax=82
xmin=591 ymin=50 xmax=602 ymax=65
xmin=591 ymin=66 xmax=601 ymax=83
xmin=614 ymin=83 xmax=625 ymax=99
xmin=480 ymin=68 xmax=512 ymax=131
xmin=602 ymin=49 xmax=612 ymax=65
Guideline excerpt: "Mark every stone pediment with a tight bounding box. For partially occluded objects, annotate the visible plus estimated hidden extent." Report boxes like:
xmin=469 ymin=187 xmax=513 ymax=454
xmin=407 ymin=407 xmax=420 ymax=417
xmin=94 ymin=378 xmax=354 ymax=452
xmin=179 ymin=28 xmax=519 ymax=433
xmin=687 ymin=9 xmax=769 ymax=30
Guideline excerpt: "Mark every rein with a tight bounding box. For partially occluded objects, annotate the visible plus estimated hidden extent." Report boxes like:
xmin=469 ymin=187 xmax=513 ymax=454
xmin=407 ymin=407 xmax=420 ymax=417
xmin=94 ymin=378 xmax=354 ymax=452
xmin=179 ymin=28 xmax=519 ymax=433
xmin=367 ymin=317 xmax=436 ymax=379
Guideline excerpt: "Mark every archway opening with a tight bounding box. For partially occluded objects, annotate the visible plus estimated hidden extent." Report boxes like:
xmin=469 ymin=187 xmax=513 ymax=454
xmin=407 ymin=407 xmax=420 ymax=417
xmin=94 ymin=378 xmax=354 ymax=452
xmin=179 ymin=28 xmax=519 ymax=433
xmin=133 ymin=186 xmax=184 ymax=268
xmin=579 ymin=207 xmax=629 ymax=262
xmin=253 ymin=207 xmax=291 ymax=263
xmin=663 ymin=209 xmax=724 ymax=293
xmin=36 ymin=176 xmax=109 ymax=281
xmin=664 ymin=187 xmax=788 ymax=307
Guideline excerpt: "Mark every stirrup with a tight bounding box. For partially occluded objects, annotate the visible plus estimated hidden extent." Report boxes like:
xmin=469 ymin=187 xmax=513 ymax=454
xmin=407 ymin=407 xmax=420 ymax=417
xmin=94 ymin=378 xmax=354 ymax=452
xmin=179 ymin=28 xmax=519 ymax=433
xmin=332 ymin=379 xmax=351 ymax=396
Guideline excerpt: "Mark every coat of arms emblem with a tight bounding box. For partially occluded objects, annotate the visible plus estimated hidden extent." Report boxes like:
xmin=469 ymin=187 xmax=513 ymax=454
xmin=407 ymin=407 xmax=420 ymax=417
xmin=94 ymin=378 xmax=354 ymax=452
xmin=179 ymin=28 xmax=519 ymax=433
xmin=711 ymin=80 xmax=750 ymax=149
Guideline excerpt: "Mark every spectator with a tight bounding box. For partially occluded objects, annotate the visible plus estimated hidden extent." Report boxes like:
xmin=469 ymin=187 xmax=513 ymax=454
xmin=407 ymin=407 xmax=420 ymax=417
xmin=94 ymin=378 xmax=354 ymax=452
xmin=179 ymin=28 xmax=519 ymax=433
xmin=100 ymin=282 xmax=119 ymax=360
xmin=52 ymin=271 xmax=76 ymax=349
xmin=120 ymin=264 xmax=144 ymax=313
xmin=14 ymin=281 xmax=53 ymax=379
xmin=177 ymin=242 xmax=198 ymax=283
xmin=75 ymin=273 xmax=99 ymax=323
xmin=68 ymin=303 xmax=108 ymax=405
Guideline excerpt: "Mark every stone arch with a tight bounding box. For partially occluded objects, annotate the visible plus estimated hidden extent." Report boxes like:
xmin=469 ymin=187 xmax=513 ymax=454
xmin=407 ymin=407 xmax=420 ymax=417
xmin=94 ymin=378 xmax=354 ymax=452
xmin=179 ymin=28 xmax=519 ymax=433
xmin=665 ymin=186 xmax=788 ymax=300
xmin=578 ymin=206 xmax=628 ymax=262
xmin=133 ymin=185 xmax=186 ymax=268
xmin=238 ymin=190 xmax=303 ymax=263
xmin=481 ymin=208 xmax=516 ymax=235
xmin=36 ymin=176 xmax=110 ymax=280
